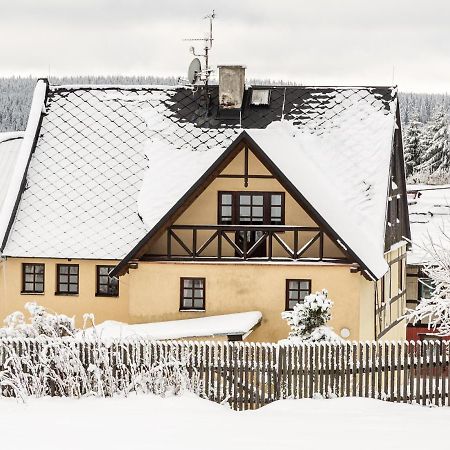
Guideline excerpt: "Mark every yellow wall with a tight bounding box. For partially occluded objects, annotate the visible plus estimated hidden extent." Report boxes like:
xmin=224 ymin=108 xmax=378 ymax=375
xmin=127 ymin=261 xmax=373 ymax=342
xmin=0 ymin=257 xmax=130 ymax=327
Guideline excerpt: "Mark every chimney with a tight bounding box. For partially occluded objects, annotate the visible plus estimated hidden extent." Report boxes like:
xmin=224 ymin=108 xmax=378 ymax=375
xmin=218 ymin=65 xmax=246 ymax=109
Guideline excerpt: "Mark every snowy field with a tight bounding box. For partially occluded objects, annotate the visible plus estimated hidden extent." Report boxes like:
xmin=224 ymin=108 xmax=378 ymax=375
xmin=1 ymin=394 xmax=449 ymax=450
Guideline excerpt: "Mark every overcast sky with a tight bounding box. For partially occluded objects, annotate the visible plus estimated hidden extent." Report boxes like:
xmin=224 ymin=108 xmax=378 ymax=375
xmin=0 ymin=0 xmax=449 ymax=93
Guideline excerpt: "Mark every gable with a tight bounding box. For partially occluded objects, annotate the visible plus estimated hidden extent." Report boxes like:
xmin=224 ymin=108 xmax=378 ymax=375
xmin=143 ymin=143 xmax=346 ymax=261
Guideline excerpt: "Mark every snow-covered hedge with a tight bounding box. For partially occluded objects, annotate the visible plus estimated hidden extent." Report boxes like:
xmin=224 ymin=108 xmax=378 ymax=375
xmin=0 ymin=337 xmax=204 ymax=400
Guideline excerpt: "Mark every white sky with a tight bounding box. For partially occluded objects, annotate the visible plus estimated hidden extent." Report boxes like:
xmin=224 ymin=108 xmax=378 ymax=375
xmin=0 ymin=0 xmax=449 ymax=93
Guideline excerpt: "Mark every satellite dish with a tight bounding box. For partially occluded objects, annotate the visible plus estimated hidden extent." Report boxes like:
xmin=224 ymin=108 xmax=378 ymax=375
xmin=188 ymin=58 xmax=202 ymax=84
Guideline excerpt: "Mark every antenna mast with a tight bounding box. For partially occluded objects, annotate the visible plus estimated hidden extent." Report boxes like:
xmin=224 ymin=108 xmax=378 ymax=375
xmin=184 ymin=10 xmax=215 ymax=86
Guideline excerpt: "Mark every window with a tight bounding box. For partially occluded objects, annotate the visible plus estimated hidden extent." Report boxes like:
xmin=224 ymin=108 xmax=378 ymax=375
xmin=286 ymin=279 xmax=311 ymax=310
xmin=250 ymin=89 xmax=271 ymax=106
xmin=419 ymin=277 xmax=433 ymax=300
xmin=180 ymin=278 xmax=205 ymax=310
xmin=96 ymin=266 xmax=119 ymax=297
xmin=218 ymin=192 xmax=285 ymax=225
xmin=56 ymin=264 xmax=79 ymax=295
xmin=22 ymin=263 xmax=45 ymax=293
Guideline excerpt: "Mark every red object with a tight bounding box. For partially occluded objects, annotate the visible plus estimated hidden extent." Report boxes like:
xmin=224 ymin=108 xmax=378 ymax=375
xmin=406 ymin=325 xmax=450 ymax=341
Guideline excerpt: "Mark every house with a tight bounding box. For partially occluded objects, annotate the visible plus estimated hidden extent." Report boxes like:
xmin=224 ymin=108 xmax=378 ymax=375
xmin=0 ymin=66 xmax=410 ymax=341
xmin=406 ymin=184 xmax=450 ymax=340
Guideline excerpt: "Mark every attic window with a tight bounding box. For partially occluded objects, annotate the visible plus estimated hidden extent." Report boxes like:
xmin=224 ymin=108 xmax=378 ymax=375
xmin=250 ymin=89 xmax=271 ymax=106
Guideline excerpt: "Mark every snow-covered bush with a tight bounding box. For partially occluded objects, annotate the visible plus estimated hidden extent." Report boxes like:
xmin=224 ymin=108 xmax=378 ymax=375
xmin=0 ymin=338 xmax=203 ymax=400
xmin=281 ymin=289 xmax=342 ymax=343
xmin=405 ymin=232 xmax=450 ymax=336
xmin=0 ymin=302 xmax=76 ymax=338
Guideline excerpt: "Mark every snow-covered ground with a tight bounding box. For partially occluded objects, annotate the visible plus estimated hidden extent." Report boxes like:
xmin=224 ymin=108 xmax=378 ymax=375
xmin=1 ymin=394 xmax=449 ymax=450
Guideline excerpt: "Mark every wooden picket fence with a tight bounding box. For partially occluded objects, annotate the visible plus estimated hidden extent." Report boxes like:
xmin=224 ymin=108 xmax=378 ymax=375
xmin=0 ymin=338 xmax=449 ymax=409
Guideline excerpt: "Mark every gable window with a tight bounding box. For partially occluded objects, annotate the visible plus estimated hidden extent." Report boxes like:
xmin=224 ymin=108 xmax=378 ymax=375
xmin=285 ymin=279 xmax=311 ymax=310
xmin=56 ymin=264 xmax=79 ymax=295
xmin=180 ymin=277 xmax=205 ymax=310
xmin=218 ymin=192 xmax=285 ymax=225
xmin=22 ymin=263 xmax=45 ymax=294
xmin=96 ymin=266 xmax=119 ymax=297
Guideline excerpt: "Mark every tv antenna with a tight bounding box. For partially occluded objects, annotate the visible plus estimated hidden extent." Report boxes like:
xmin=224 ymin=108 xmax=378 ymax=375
xmin=184 ymin=10 xmax=215 ymax=86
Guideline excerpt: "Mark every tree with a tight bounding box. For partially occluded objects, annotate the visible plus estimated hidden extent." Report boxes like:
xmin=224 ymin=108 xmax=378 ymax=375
xmin=418 ymin=110 xmax=449 ymax=174
xmin=404 ymin=116 xmax=423 ymax=177
xmin=406 ymin=231 xmax=450 ymax=336
xmin=281 ymin=289 xmax=343 ymax=343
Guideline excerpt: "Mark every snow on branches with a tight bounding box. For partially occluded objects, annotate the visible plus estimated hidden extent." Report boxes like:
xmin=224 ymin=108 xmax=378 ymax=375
xmin=281 ymin=289 xmax=343 ymax=343
xmin=0 ymin=302 xmax=76 ymax=338
xmin=406 ymin=230 xmax=450 ymax=336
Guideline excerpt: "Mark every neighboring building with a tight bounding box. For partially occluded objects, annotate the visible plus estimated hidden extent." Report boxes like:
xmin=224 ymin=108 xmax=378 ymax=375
xmin=0 ymin=132 xmax=24 ymax=212
xmin=406 ymin=185 xmax=450 ymax=340
xmin=0 ymin=68 xmax=410 ymax=342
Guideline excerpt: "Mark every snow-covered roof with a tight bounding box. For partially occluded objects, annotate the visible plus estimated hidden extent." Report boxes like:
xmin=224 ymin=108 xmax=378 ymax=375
xmin=407 ymin=184 xmax=450 ymax=265
xmin=1 ymin=82 xmax=397 ymax=278
xmin=80 ymin=311 xmax=262 ymax=340
xmin=0 ymin=132 xmax=24 ymax=213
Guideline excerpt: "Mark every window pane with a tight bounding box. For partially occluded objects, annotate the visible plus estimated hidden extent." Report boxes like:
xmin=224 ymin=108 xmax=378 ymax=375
xmin=35 ymin=283 xmax=44 ymax=292
xmin=194 ymin=289 xmax=203 ymax=298
xmin=240 ymin=195 xmax=251 ymax=205
xmin=183 ymin=298 xmax=193 ymax=308
xmin=289 ymin=300 xmax=297 ymax=310
xmin=221 ymin=206 xmax=232 ymax=217
xmin=300 ymin=281 xmax=310 ymax=290
xmin=221 ymin=194 xmax=232 ymax=204
xmin=183 ymin=289 xmax=191 ymax=298
xmin=193 ymin=298 xmax=204 ymax=309
xmin=300 ymin=291 xmax=309 ymax=301
xmin=240 ymin=206 xmax=251 ymax=217
xmin=69 ymin=284 xmax=78 ymax=293
xmin=69 ymin=275 xmax=78 ymax=283
xmin=59 ymin=284 xmax=68 ymax=292
xmin=194 ymin=279 xmax=203 ymax=288
xmin=271 ymin=194 xmax=282 ymax=206
xmin=253 ymin=195 xmax=264 ymax=205
xmin=271 ymin=206 xmax=281 ymax=218
xmin=25 ymin=282 xmax=34 ymax=291
xmin=59 ymin=274 xmax=68 ymax=283
xmin=25 ymin=274 xmax=34 ymax=282
xmin=252 ymin=206 xmax=263 ymax=217
xmin=35 ymin=274 xmax=44 ymax=283
xmin=289 ymin=280 xmax=299 ymax=290
xmin=70 ymin=266 xmax=78 ymax=275
xmin=99 ymin=284 xmax=108 ymax=293
xmin=99 ymin=267 xmax=109 ymax=275
xmin=289 ymin=290 xmax=299 ymax=300
xmin=24 ymin=265 xmax=34 ymax=274
xmin=183 ymin=279 xmax=193 ymax=288
xmin=59 ymin=266 xmax=68 ymax=274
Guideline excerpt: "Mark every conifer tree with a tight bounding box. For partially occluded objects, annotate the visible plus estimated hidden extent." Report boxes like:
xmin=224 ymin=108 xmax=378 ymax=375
xmin=403 ymin=116 xmax=423 ymax=177
xmin=418 ymin=110 xmax=449 ymax=174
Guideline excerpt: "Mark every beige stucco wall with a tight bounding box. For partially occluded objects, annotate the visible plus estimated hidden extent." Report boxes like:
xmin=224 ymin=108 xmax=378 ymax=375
xmin=127 ymin=261 xmax=374 ymax=342
xmin=0 ymin=257 xmax=130 ymax=327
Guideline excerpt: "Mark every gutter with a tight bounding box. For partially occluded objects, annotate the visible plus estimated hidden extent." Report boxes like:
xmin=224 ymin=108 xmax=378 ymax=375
xmin=0 ymin=79 xmax=49 ymax=252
